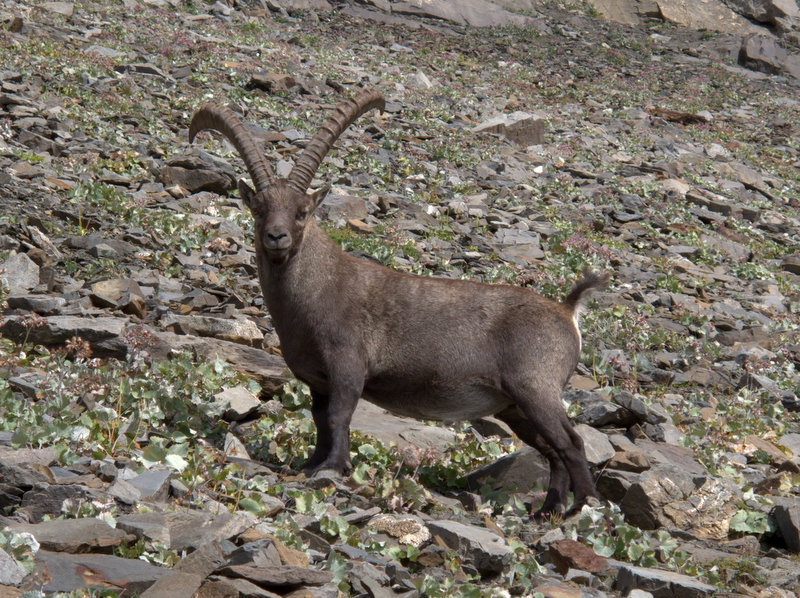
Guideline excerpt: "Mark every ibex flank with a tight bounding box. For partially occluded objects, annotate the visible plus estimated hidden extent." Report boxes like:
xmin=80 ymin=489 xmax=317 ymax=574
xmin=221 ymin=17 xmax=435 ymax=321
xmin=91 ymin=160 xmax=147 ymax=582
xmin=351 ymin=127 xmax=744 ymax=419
xmin=189 ymin=89 xmax=609 ymax=518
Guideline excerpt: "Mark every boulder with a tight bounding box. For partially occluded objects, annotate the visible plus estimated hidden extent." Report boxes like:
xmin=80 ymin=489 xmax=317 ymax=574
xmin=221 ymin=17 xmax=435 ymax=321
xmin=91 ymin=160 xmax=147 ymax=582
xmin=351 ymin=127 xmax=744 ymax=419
xmin=157 ymin=152 xmax=236 ymax=194
xmin=427 ymin=520 xmax=513 ymax=575
xmin=140 ymin=571 xmax=205 ymax=598
xmin=474 ymin=111 xmax=545 ymax=146
xmin=5 ymin=519 xmax=133 ymax=553
xmin=391 ymin=0 xmax=532 ymax=27
xmin=150 ymin=330 xmax=291 ymax=393
xmin=216 ymin=564 xmax=333 ymax=590
xmin=116 ymin=511 xmax=253 ymax=551
xmin=575 ymin=424 xmax=615 ymax=466
xmin=0 ymin=547 xmax=29 ymax=585
xmin=657 ymin=0 xmax=763 ymax=32
xmin=548 ymin=539 xmax=608 ymax=574
xmin=163 ymin=314 xmax=264 ymax=347
xmin=465 ymin=446 xmax=549 ymax=491
xmin=215 ymin=386 xmax=262 ymax=421
xmin=616 ymin=563 xmax=717 ymax=598
xmin=350 ymin=401 xmax=457 ymax=452
xmin=739 ymin=34 xmax=800 ymax=80
xmin=27 ymin=551 xmax=169 ymax=595
xmin=620 ymin=466 xmax=740 ymax=539
xmin=771 ymin=498 xmax=800 ymax=553
xmin=0 ymin=315 xmax=128 ymax=358
xmin=0 ymin=252 xmax=39 ymax=293
xmin=722 ymin=0 xmax=800 ymax=22
xmin=90 ymin=278 xmax=147 ymax=317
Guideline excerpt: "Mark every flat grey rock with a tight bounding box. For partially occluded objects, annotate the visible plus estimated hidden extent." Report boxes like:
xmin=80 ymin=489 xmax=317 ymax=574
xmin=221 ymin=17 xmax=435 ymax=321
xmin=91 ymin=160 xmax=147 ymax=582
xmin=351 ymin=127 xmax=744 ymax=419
xmin=116 ymin=510 xmax=253 ymax=551
xmin=29 ymin=550 xmax=169 ymax=594
xmin=0 ymin=252 xmax=39 ymax=293
xmin=19 ymin=485 xmax=107 ymax=523
xmin=427 ymin=519 xmax=513 ymax=575
xmin=0 ymin=315 xmax=128 ymax=357
xmin=162 ymin=314 xmax=264 ymax=347
xmin=6 ymin=519 xmax=133 ymax=553
xmin=0 ymin=547 xmax=28 ymax=585
xmin=351 ymin=401 xmax=457 ymax=452
xmin=5 ymin=294 xmax=66 ymax=314
xmin=575 ymin=424 xmax=615 ymax=466
xmin=216 ymin=386 xmax=261 ymax=421
xmin=127 ymin=468 xmax=172 ymax=502
xmin=466 ymin=445 xmax=549 ymax=492
xmin=771 ymin=499 xmax=800 ymax=553
xmin=217 ymin=564 xmax=333 ymax=590
xmin=140 ymin=571 xmax=205 ymax=598
xmin=617 ymin=563 xmax=717 ymax=598
xmin=150 ymin=330 xmax=291 ymax=393
xmin=391 ymin=0 xmax=532 ymax=26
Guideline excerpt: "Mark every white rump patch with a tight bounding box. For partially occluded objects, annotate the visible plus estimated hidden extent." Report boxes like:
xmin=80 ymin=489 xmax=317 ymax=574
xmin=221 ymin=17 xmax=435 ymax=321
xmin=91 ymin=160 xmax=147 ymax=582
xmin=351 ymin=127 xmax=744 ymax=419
xmin=573 ymin=305 xmax=584 ymax=353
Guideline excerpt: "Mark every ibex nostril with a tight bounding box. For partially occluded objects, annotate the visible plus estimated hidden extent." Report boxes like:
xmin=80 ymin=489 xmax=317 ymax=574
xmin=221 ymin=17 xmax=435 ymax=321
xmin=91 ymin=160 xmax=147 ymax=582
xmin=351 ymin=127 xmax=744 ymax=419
xmin=265 ymin=231 xmax=290 ymax=250
xmin=189 ymin=90 xmax=610 ymax=519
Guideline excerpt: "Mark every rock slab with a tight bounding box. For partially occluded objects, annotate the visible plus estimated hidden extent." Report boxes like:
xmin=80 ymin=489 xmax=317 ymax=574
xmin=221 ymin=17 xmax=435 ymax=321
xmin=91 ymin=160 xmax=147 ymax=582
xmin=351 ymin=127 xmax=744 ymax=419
xmin=26 ymin=550 xmax=169 ymax=594
xmin=427 ymin=519 xmax=512 ymax=575
xmin=616 ymin=563 xmax=717 ymax=598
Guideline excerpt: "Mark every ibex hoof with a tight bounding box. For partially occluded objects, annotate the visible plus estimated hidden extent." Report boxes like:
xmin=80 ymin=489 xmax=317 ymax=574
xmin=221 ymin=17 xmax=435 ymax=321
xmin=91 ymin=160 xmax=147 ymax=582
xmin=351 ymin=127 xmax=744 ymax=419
xmin=309 ymin=467 xmax=345 ymax=481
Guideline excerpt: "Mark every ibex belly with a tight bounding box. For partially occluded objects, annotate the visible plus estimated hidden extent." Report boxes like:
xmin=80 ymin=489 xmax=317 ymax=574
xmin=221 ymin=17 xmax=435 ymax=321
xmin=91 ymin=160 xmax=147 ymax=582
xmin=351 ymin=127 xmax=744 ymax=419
xmin=361 ymin=381 xmax=513 ymax=422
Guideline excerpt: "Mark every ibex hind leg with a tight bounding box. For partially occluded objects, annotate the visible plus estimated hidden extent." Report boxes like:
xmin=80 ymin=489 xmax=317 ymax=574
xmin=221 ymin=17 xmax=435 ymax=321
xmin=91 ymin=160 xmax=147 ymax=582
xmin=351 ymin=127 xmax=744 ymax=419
xmin=499 ymin=385 xmax=596 ymax=518
xmin=496 ymin=406 xmax=571 ymax=519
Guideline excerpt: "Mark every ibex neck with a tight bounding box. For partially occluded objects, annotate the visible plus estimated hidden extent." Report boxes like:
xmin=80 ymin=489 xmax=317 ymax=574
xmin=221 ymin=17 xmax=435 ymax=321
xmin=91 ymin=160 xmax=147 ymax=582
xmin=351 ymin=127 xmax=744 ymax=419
xmin=260 ymin=222 xmax=339 ymax=309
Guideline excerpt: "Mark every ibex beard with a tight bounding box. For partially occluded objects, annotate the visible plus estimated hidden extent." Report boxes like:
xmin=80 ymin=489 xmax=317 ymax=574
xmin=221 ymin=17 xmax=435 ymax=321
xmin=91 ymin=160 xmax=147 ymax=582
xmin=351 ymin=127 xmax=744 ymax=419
xmin=190 ymin=89 xmax=609 ymax=519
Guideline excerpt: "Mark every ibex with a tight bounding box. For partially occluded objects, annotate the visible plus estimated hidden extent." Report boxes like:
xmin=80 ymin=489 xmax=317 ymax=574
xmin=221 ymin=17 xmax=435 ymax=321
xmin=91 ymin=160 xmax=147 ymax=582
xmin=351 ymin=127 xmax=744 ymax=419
xmin=189 ymin=89 xmax=609 ymax=518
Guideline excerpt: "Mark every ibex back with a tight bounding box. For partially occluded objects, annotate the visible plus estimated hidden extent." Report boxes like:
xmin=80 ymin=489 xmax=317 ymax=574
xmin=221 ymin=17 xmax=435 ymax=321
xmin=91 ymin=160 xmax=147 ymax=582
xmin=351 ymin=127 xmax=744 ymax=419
xmin=190 ymin=89 xmax=609 ymax=518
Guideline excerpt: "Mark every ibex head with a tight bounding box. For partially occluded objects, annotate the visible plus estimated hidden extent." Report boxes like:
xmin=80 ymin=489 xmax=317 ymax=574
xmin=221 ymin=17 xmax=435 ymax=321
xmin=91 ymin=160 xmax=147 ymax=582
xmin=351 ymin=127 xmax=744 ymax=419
xmin=189 ymin=90 xmax=385 ymax=264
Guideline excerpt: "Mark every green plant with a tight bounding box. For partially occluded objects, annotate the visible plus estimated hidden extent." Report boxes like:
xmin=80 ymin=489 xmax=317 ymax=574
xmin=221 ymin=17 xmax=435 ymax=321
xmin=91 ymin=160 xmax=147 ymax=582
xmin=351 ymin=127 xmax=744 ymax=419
xmin=115 ymin=538 xmax=179 ymax=567
xmin=732 ymin=262 xmax=776 ymax=281
xmin=655 ymin=274 xmax=683 ymax=293
xmin=694 ymin=556 xmax=768 ymax=589
xmin=728 ymin=508 xmax=775 ymax=536
xmin=0 ymin=530 xmax=38 ymax=575
xmin=567 ymin=504 xmax=689 ymax=569
xmin=66 ymin=182 xmax=213 ymax=261
xmin=678 ymin=388 xmax=790 ymax=479
xmin=323 ymin=225 xmax=396 ymax=266
xmin=12 ymin=148 xmax=44 ymax=164
xmin=0 ymin=329 xmax=255 ymax=477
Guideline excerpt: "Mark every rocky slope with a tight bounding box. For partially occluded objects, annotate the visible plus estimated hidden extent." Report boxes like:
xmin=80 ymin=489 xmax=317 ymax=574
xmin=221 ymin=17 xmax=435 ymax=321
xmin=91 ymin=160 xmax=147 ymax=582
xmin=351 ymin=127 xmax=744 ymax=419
xmin=0 ymin=0 xmax=799 ymax=597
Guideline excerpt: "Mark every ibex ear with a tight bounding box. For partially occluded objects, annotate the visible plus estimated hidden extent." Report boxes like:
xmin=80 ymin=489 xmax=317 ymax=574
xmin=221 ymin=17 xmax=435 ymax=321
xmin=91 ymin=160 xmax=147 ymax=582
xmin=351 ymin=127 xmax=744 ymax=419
xmin=309 ymin=184 xmax=330 ymax=212
xmin=238 ymin=180 xmax=256 ymax=209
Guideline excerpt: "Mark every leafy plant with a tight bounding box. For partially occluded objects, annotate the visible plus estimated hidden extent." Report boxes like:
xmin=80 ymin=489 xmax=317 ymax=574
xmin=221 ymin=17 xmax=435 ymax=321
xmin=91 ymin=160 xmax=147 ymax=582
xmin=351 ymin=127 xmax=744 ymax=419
xmin=324 ymin=224 xmax=397 ymax=267
xmin=728 ymin=508 xmax=775 ymax=536
xmin=0 ymin=530 xmax=38 ymax=575
xmin=0 ymin=329 xmax=255 ymax=476
xmin=566 ymin=504 xmax=689 ymax=569
xmin=66 ymin=182 xmax=213 ymax=262
xmin=12 ymin=148 xmax=44 ymax=164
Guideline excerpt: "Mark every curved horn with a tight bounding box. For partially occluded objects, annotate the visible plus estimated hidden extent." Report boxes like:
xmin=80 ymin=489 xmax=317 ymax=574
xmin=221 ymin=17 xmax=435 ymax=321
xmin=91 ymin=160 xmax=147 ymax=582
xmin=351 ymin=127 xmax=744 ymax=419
xmin=189 ymin=104 xmax=274 ymax=192
xmin=288 ymin=89 xmax=385 ymax=194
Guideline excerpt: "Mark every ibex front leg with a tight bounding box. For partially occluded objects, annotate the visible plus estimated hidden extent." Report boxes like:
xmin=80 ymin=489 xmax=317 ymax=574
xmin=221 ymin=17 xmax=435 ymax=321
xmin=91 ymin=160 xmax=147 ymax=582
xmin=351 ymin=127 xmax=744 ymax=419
xmin=303 ymin=390 xmax=333 ymax=471
xmin=303 ymin=372 xmax=364 ymax=475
